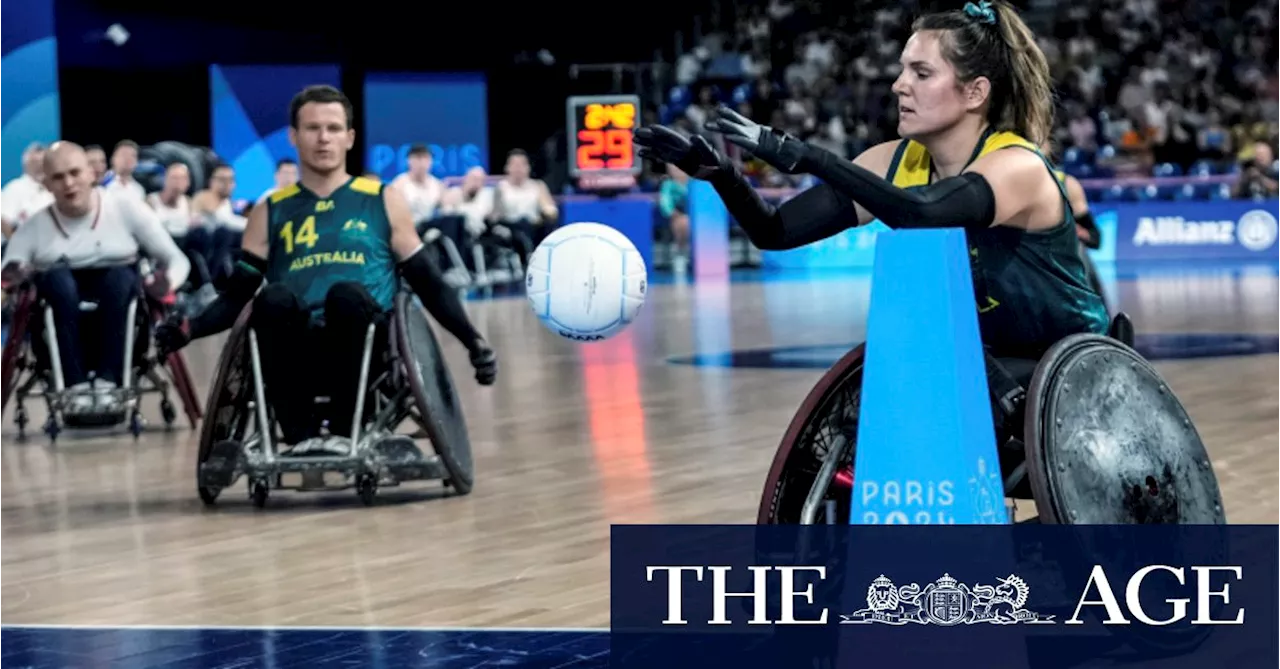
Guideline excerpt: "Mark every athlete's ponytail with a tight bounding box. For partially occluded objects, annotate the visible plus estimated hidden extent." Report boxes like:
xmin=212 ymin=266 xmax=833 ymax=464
xmin=913 ymin=1 xmax=1055 ymax=147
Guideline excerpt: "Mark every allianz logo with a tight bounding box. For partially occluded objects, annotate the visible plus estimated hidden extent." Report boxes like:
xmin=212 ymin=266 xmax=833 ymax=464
xmin=1133 ymin=209 xmax=1278 ymax=251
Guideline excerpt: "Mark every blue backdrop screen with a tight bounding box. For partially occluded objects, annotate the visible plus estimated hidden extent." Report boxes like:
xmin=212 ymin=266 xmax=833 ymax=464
xmin=1 ymin=0 xmax=60 ymax=183
xmin=210 ymin=64 xmax=341 ymax=201
xmin=363 ymin=72 xmax=488 ymax=181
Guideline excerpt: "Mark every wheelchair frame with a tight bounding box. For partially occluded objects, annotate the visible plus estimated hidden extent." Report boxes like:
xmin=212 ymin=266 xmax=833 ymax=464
xmin=2 ymin=282 xmax=203 ymax=441
xmin=196 ymin=290 xmax=474 ymax=508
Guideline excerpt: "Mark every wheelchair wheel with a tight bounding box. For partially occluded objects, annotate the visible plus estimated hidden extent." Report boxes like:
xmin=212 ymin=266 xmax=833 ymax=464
xmin=393 ymin=291 xmax=475 ymax=495
xmin=758 ymin=344 xmax=864 ymax=525
xmin=2 ymin=286 xmax=37 ymax=410
xmin=1024 ymin=333 xmax=1227 ymax=525
xmin=195 ymin=306 xmax=255 ymax=505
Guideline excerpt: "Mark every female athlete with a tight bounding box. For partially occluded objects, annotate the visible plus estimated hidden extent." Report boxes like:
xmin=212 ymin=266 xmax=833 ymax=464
xmin=635 ymin=0 xmax=1109 ymax=360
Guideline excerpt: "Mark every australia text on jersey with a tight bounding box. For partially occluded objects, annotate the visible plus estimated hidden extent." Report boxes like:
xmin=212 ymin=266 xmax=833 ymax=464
xmin=286 ymin=218 xmax=369 ymax=272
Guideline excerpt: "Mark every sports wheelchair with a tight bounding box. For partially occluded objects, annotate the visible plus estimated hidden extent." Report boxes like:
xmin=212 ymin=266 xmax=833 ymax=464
xmin=1 ymin=274 xmax=204 ymax=441
xmin=758 ymin=313 xmax=1227 ymax=526
xmin=196 ymin=289 xmax=473 ymax=508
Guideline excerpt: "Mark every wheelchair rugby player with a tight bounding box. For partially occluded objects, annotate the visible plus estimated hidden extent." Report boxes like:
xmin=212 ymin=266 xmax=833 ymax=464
xmin=636 ymin=0 xmax=1225 ymax=526
xmin=1 ymin=141 xmax=199 ymax=439
xmin=156 ymin=85 xmax=498 ymax=507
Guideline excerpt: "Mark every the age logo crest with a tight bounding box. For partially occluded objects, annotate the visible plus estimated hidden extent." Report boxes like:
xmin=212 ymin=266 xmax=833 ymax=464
xmin=841 ymin=574 xmax=1055 ymax=626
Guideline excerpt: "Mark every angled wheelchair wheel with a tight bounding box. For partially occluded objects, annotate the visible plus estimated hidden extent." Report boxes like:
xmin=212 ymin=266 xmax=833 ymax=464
xmin=393 ymin=291 xmax=474 ymax=495
xmin=1024 ymin=334 xmax=1227 ymax=525
xmin=2 ymin=285 xmax=37 ymax=411
xmin=758 ymin=344 xmax=864 ymax=525
xmin=195 ymin=305 xmax=255 ymax=505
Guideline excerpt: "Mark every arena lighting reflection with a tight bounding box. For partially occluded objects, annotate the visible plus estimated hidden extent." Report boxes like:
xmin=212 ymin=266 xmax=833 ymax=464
xmin=579 ymin=329 xmax=655 ymax=523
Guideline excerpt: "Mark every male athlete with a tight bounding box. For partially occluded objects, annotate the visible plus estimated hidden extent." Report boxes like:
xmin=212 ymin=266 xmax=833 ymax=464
xmin=157 ymin=85 xmax=497 ymax=447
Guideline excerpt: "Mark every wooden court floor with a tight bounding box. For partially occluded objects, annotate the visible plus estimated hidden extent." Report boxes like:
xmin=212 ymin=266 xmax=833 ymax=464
xmin=2 ymin=264 xmax=1277 ymax=629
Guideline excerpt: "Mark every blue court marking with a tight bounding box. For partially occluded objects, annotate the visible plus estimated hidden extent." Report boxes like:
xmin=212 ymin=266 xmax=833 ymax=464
xmin=0 ymin=625 xmax=608 ymax=669
xmin=667 ymin=333 xmax=1280 ymax=370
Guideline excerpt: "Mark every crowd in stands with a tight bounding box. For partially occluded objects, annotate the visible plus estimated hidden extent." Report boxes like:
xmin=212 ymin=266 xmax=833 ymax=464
xmin=655 ymin=0 xmax=1279 ymax=199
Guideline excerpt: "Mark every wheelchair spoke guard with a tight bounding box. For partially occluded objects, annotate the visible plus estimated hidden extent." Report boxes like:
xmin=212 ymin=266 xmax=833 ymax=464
xmin=394 ymin=292 xmax=474 ymax=495
xmin=1024 ymin=334 xmax=1227 ymax=525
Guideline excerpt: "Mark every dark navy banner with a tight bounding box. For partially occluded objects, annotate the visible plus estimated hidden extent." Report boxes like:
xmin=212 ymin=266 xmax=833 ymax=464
xmin=611 ymin=525 xmax=1277 ymax=669
xmin=362 ymin=72 xmax=488 ymax=181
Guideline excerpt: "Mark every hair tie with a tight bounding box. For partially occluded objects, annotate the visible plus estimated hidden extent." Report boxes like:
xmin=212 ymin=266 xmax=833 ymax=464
xmin=963 ymin=1 xmax=998 ymax=25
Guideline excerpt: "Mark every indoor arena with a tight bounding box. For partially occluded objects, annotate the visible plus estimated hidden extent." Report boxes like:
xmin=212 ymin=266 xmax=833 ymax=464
xmin=2 ymin=0 xmax=1277 ymax=667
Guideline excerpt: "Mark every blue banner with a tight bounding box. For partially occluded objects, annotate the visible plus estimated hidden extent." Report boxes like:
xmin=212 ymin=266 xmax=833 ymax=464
xmin=362 ymin=72 xmax=488 ymax=181
xmin=756 ymin=199 xmax=1278 ymax=269
xmin=613 ymin=525 xmax=1277 ymax=669
xmin=1 ymin=0 xmax=60 ymax=184
xmin=1108 ymin=199 xmax=1279 ymax=261
xmin=209 ymin=64 xmax=341 ymax=201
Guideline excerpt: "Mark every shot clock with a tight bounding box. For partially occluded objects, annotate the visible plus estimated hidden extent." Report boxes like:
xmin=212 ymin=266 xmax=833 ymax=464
xmin=566 ymin=95 xmax=641 ymax=190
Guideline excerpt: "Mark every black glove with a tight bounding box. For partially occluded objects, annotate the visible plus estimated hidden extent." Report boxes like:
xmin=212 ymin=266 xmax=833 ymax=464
xmin=469 ymin=339 xmax=497 ymax=386
xmin=704 ymin=105 xmax=809 ymax=174
xmin=154 ymin=313 xmax=191 ymax=358
xmin=633 ymin=125 xmax=729 ymax=179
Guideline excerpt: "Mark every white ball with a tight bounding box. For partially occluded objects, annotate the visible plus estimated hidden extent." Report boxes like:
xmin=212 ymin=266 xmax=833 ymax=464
xmin=526 ymin=222 xmax=647 ymax=342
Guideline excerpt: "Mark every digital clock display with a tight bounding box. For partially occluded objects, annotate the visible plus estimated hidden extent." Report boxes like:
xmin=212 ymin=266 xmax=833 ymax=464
xmin=566 ymin=95 xmax=641 ymax=178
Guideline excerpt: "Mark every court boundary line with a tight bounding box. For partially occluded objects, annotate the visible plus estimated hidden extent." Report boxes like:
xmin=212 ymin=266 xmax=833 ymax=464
xmin=0 ymin=623 xmax=609 ymax=633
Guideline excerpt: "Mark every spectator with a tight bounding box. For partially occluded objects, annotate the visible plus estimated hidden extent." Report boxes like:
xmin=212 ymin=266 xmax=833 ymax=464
xmin=1 ymin=143 xmax=52 ymax=238
xmin=189 ymin=164 xmax=245 ymax=285
xmin=491 ymin=149 xmax=560 ymax=265
xmin=84 ymin=144 xmax=108 ymax=185
xmin=389 ymin=145 xmax=445 ymax=230
xmin=656 ymin=163 xmax=691 ymax=273
xmin=440 ymin=167 xmax=495 ymax=242
xmin=104 ymin=140 xmax=146 ymax=202
xmin=147 ymin=162 xmax=214 ymax=297
xmin=256 ymin=158 xmax=299 ymax=205
xmin=1235 ymin=140 xmax=1279 ymax=199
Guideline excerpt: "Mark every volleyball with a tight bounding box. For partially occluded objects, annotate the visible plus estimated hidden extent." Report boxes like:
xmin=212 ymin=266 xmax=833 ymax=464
xmin=525 ymin=222 xmax=647 ymax=342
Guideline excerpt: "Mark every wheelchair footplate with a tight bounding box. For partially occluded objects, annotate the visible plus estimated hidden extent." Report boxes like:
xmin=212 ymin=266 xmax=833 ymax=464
xmin=204 ymin=431 xmax=449 ymax=507
xmin=56 ymin=387 xmax=143 ymax=432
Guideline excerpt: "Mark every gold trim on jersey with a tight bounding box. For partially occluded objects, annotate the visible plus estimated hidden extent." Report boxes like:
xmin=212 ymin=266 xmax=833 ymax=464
xmin=349 ymin=176 xmax=382 ymax=196
xmin=888 ymin=131 xmax=1043 ymax=187
xmin=269 ymin=184 xmax=302 ymax=204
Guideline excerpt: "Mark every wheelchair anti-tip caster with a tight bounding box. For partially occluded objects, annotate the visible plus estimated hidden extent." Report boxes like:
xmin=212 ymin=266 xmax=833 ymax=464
xmin=357 ymin=474 xmax=378 ymax=506
xmin=249 ymin=478 xmax=270 ymax=508
xmin=160 ymin=399 xmax=176 ymax=429
xmin=129 ymin=409 xmax=145 ymax=439
xmin=198 ymin=484 xmax=220 ymax=506
xmin=14 ymin=407 xmax=28 ymax=440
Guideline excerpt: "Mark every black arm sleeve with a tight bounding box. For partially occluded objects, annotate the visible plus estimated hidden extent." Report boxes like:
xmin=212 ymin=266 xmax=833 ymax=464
xmin=707 ymin=169 xmax=858 ymax=250
xmin=1075 ymin=211 xmax=1101 ymax=249
xmin=399 ymin=245 xmax=483 ymax=351
xmin=801 ymin=147 xmax=998 ymax=231
xmin=188 ymin=252 xmax=266 ymax=339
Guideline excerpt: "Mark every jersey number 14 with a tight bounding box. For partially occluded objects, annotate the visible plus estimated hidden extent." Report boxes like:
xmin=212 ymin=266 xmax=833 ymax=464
xmin=280 ymin=216 xmax=320 ymax=254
